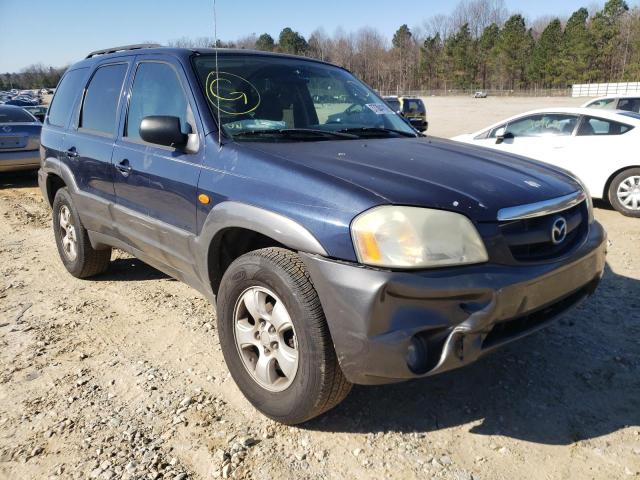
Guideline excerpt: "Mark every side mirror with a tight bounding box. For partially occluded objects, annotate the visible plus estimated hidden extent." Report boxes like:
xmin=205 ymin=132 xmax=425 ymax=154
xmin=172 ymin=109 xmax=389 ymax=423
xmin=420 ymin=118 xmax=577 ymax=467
xmin=139 ymin=116 xmax=187 ymax=149
xmin=495 ymin=129 xmax=514 ymax=144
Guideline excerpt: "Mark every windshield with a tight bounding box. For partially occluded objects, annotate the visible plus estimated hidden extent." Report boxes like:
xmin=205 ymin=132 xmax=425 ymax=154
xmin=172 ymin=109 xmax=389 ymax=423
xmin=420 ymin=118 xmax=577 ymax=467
xmin=193 ymin=54 xmax=417 ymax=141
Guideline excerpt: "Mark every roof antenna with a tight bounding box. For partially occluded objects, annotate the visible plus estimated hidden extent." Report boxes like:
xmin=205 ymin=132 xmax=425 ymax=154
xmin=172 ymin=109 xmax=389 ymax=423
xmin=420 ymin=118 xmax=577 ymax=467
xmin=213 ymin=0 xmax=222 ymax=150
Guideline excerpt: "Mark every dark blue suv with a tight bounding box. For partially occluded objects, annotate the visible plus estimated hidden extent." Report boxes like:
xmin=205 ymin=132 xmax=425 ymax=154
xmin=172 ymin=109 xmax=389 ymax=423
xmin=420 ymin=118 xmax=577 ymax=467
xmin=39 ymin=45 xmax=607 ymax=424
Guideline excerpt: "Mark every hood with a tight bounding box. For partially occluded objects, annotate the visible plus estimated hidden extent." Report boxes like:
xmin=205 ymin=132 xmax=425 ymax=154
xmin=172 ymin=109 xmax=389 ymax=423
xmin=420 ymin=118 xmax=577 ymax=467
xmin=243 ymin=137 xmax=581 ymax=222
xmin=451 ymin=133 xmax=474 ymax=142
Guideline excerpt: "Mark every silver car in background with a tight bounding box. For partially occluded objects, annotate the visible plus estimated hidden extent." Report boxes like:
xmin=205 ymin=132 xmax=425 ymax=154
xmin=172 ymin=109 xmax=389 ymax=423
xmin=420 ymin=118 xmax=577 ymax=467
xmin=0 ymin=105 xmax=42 ymax=172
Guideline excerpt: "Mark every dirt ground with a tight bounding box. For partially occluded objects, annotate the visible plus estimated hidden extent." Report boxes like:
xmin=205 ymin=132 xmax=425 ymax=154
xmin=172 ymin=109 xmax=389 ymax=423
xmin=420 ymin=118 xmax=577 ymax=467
xmin=423 ymin=95 xmax=587 ymax=138
xmin=1 ymin=97 xmax=639 ymax=480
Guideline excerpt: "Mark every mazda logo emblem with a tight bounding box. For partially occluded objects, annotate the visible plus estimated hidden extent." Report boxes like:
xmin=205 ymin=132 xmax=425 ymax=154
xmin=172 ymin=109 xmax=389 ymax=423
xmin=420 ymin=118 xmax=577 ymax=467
xmin=551 ymin=217 xmax=568 ymax=245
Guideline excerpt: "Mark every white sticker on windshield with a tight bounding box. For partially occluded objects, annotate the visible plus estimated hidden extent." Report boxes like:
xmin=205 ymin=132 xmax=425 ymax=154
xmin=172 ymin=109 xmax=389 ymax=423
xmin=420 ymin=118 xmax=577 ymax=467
xmin=365 ymin=103 xmax=394 ymax=115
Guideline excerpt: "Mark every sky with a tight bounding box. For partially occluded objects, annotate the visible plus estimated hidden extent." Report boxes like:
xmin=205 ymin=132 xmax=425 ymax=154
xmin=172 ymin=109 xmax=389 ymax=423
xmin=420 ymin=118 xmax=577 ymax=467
xmin=1 ymin=0 xmax=638 ymax=72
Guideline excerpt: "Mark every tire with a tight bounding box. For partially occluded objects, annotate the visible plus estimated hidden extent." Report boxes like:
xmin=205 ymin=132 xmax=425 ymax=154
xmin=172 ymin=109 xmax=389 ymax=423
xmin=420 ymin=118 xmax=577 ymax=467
xmin=52 ymin=188 xmax=111 ymax=278
xmin=216 ymin=247 xmax=351 ymax=424
xmin=608 ymin=168 xmax=640 ymax=217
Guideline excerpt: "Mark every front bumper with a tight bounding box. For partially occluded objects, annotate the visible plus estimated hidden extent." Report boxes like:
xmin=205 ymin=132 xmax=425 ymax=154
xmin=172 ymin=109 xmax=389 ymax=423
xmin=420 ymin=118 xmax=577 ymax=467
xmin=301 ymin=221 xmax=606 ymax=385
xmin=0 ymin=150 xmax=40 ymax=172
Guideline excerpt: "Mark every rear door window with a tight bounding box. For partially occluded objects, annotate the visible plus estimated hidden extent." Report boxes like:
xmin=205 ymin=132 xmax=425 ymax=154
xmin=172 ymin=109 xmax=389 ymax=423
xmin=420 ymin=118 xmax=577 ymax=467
xmin=79 ymin=63 xmax=128 ymax=136
xmin=577 ymin=116 xmax=633 ymax=136
xmin=47 ymin=68 xmax=88 ymax=128
xmin=125 ymin=62 xmax=191 ymax=142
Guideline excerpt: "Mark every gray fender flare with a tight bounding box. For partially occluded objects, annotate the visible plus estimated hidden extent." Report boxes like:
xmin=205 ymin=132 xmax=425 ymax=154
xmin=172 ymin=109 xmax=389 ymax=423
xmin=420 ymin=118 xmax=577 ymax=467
xmin=40 ymin=156 xmax=80 ymax=202
xmin=193 ymin=201 xmax=328 ymax=293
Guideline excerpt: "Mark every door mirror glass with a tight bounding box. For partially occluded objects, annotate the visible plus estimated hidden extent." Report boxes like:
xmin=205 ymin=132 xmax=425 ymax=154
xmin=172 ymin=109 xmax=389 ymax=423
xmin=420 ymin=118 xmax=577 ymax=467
xmin=139 ymin=115 xmax=187 ymax=148
xmin=495 ymin=129 xmax=514 ymax=144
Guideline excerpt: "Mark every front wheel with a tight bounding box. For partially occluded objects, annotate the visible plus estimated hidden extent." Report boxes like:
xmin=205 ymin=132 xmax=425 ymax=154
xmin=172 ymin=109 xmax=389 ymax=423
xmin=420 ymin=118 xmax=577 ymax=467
xmin=216 ymin=247 xmax=351 ymax=424
xmin=608 ymin=168 xmax=640 ymax=217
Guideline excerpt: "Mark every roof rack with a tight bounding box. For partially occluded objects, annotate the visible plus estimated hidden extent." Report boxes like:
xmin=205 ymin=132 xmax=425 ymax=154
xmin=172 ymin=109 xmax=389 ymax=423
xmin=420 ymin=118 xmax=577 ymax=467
xmin=85 ymin=44 xmax=162 ymax=59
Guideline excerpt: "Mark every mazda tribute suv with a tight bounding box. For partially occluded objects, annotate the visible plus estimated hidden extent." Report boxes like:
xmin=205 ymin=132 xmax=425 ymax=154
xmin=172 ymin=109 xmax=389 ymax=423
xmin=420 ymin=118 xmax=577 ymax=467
xmin=39 ymin=45 xmax=606 ymax=424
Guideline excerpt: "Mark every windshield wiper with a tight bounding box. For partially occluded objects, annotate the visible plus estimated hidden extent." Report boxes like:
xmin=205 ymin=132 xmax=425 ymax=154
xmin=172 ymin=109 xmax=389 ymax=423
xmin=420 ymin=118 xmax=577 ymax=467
xmin=336 ymin=127 xmax=418 ymax=138
xmin=232 ymin=128 xmax=358 ymax=140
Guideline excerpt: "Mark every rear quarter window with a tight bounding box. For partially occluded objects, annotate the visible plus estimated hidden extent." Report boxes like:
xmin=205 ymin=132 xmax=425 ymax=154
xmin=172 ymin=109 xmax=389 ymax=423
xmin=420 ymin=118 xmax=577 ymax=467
xmin=47 ymin=68 xmax=88 ymax=128
xmin=577 ymin=116 xmax=634 ymax=136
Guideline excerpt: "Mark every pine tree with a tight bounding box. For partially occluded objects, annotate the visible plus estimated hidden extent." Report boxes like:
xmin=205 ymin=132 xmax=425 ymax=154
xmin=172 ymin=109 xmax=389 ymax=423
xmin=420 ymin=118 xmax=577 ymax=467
xmin=445 ymin=23 xmax=477 ymax=89
xmin=278 ymin=28 xmax=308 ymax=55
xmin=255 ymin=34 xmax=275 ymax=52
xmin=590 ymin=0 xmax=630 ymax=79
xmin=497 ymin=15 xmax=530 ymax=89
xmin=561 ymin=8 xmax=594 ymax=84
xmin=530 ymin=19 xmax=564 ymax=88
xmin=478 ymin=23 xmax=500 ymax=89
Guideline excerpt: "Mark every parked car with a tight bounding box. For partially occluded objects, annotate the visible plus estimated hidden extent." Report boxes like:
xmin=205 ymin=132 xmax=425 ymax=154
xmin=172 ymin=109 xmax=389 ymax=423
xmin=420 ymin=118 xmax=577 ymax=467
xmin=474 ymin=91 xmax=488 ymax=98
xmin=452 ymin=107 xmax=640 ymax=216
xmin=39 ymin=45 xmax=606 ymax=424
xmin=582 ymin=93 xmax=640 ymax=113
xmin=382 ymin=95 xmax=428 ymax=131
xmin=6 ymin=97 xmax=39 ymax=107
xmin=0 ymin=105 xmax=42 ymax=172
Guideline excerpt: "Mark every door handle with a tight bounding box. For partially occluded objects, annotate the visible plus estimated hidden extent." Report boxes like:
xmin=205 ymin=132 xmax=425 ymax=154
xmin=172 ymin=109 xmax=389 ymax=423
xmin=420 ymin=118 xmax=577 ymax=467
xmin=116 ymin=159 xmax=132 ymax=177
xmin=66 ymin=147 xmax=78 ymax=158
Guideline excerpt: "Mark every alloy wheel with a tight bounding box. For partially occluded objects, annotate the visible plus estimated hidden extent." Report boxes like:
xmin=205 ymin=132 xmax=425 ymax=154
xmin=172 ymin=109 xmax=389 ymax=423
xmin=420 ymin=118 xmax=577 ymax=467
xmin=232 ymin=286 xmax=299 ymax=392
xmin=59 ymin=205 xmax=78 ymax=261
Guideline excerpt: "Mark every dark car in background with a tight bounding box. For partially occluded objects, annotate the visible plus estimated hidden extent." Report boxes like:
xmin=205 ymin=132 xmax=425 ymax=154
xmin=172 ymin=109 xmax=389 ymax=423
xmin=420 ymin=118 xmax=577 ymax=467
xmin=383 ymin=95 xmax=428 ymax=131
xmin=0 ymin=105 xmax=42 ymax=172
xmin=5 ymin=97 xmax=39 ymax=107
xmin=39 ymin=45 xmax=605 ymax=424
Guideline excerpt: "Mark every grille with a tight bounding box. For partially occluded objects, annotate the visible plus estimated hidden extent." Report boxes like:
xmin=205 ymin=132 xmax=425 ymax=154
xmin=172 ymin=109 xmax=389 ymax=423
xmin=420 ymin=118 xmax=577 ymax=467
xmin=499 ymin=201 xmax=588 ymax=262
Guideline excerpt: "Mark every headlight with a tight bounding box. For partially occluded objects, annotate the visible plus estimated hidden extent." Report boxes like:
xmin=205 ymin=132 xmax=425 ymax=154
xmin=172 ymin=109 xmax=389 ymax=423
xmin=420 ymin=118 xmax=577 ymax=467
xmin=351 ymin=206 xmax=488 ymax=268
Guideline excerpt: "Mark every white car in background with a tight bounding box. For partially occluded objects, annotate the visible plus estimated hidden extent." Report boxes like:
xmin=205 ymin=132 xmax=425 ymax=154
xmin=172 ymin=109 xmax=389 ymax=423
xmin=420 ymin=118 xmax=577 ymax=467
xmin=452 ymin=108 xmax=640 ymax=217
xmin=582 ymin=93 xmax=640 ymax=113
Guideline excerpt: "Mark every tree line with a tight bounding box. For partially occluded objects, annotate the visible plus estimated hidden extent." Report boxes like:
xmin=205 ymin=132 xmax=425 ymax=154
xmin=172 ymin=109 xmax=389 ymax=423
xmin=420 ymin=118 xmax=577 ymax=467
xmin=198 ymin=0 xmax=640 ymax=93
xmin=246 ymin=0 xmax=640 ymax=93
xmin=0 ymin=64 xmax=66 ymax=91
xmin=2 ymin=0 xmax=638 ymax=93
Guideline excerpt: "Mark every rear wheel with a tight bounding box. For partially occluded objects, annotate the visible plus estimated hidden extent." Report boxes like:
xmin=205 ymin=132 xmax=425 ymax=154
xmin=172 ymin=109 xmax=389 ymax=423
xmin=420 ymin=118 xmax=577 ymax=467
xmin=216 ymin=247 xmax=351 ymax=424
xmin=608 ymin=168 xmax=640 ymax=217
xmin=52 ymin=188 xmax=111 ymax=278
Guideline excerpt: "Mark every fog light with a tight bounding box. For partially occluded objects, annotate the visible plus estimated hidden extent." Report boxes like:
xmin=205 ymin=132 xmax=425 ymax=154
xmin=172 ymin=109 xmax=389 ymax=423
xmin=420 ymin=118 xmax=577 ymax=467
xmin=406 ymin=336 xmax=429 ymax=374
